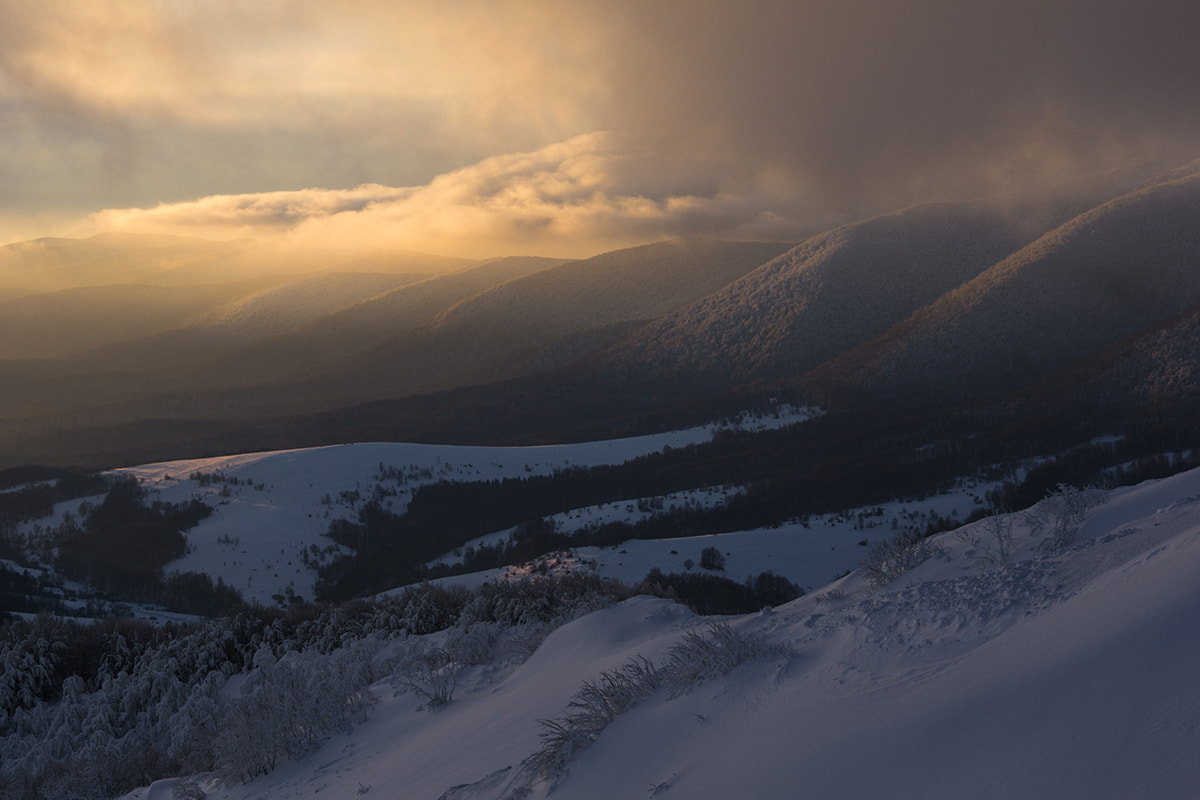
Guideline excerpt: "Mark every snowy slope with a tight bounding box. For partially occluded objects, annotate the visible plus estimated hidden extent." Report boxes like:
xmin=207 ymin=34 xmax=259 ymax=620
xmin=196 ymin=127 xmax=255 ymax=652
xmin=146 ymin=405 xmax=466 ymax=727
xmin=104 ymin=406 xmax=822 ymax=605
xmin=472 ymin=480 xmax=1001 ymax=594
xmin=127 ymin=467 xmax=1200 ymax=800
xmin=605 ymin=203 xmax=1023 ymax=384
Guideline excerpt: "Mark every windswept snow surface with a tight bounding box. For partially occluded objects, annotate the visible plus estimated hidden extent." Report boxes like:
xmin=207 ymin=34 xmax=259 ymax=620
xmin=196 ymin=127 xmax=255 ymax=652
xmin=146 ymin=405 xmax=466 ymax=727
xmin=127 ymin=467 xmax=1200 ymax=800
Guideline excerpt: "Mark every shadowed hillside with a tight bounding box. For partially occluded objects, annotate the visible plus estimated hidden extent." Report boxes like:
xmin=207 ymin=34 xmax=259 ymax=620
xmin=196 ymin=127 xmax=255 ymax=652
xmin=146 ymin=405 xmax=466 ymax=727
xmin=182 ymin=255 xmax=569 ymax=386
xmin=269 ymin=239 xmax=794 ymax=402
xmin=0 ymin=232 xmax=473 ymax=292
xmin=0 ymin=280 xmax=281 ymax=359
xmin=601 ymin=204 xmax=1028 ymax=386
xmin=806 ymin=168 xmax=1200 ymax=406
xmin=0 ymin=233 xmax=253 ymax=291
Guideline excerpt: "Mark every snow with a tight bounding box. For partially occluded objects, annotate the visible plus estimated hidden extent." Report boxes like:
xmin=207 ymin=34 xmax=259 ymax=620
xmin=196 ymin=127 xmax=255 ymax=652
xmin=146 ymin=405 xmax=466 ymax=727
xmin=447 ymin=475 xmax=1002 ymax=593
xmin=91 ymin=406 xmax=820 ymax=604
xmin=120 ymin=466 xmax=1200 ymax=800
xmin=10 ymin=403 xmax=1003 ymax=608
xmin=567 ymin=482 xmax=999 ymax=591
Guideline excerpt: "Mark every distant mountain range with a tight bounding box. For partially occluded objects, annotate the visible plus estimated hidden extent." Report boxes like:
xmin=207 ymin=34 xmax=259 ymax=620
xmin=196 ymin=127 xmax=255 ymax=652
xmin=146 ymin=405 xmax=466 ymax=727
xmin=2 ymin=159 xmax=1198 ymax=468
xmin=805 ymin=168 xmax=1200 ymax=406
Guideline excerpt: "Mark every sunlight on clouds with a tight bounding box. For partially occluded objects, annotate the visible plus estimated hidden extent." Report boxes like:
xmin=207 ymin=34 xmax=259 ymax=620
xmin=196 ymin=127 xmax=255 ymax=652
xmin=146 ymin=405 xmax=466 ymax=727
xmin=0 ymin=1 xmax=198 ymax=116
xmin=0 ymin=0 xmax=612 ymax=142
xmin=6 ymin=0 xmax=1196 ymax=248
xmin=91 ymin=134 xmax=800 ymax=259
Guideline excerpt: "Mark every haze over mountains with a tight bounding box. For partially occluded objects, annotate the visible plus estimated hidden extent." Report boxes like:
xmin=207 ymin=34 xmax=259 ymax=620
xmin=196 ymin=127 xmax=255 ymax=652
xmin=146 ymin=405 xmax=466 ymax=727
xmin=605 ymin=204 xmax=1026 ymax=387
xmin=810 ymin=169 xmax=1200 ymax=405
xmin=2 ymin=159 xmax=1198 ymax=469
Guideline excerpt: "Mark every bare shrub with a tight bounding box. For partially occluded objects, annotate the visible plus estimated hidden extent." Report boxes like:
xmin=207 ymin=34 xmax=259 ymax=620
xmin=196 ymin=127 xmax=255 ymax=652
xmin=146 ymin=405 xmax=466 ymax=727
xmin=444 ymin=621 xmax=503 ymax=666
xmin=862 ymin=528 xmax=934 ymax=588
xmin=662 ymin=622 xmax=786 ymax=690
xmin=524 ymin=622 xmax=787 ymax=783
xmin=398 ymin=641 xmax=460 ymax=710
xmin=699 ymin=546 xmax=726 ymax=571
xmin=1028 ymin=483 xmax=1107 ymax=553
xmin=973 ymin=513 xmax=1015 ymax=566
xmin=523 ymin=656 xmax=661 ymax=781
xmin=172 ymin=777 xmax=208 ymax=799
xmin=815 ymin=588 xmax=845 ymax=603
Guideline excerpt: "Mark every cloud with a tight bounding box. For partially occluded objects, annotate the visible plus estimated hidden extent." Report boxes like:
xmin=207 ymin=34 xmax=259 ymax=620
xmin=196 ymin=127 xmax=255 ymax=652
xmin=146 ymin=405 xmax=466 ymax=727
xmin=4 ymin=0 xmax=1200 ymax=244
xmin=0 ymin=0 xmax=618 ymax=223
xmin=591 ymin=0 xmax=1200 ymax=215
xmin=89 ymin=133 xmax=804 ymax=258
xmin=92 ymin=184 xmax=414 ymax=235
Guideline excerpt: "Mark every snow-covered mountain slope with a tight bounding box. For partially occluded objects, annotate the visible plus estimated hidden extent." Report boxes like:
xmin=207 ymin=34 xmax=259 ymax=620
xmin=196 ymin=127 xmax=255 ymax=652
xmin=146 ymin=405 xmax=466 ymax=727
xmin=1064 ymin=301 xmax=1200 ymax=411
xmin=810 ymin=167 xmax=1200 ymax=406
xmin=128 ymin=465 xmax=1200 ymax=800
xmin=442 ymin=480 xmax=999 ymax=595
xmin=603 ymin=203 xmax=1024 ymax=384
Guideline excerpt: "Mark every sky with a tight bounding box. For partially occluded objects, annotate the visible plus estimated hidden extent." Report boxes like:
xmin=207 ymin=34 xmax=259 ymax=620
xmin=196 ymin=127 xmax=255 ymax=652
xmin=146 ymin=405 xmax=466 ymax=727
xmin=2 ymin=0 xmax=1198 ymax=258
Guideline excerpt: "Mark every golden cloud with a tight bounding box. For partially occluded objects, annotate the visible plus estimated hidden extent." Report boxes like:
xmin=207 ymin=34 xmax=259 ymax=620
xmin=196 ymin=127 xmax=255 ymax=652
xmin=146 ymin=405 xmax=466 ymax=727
xmin=0 ymin=0 xmax=613 ymax=143
xmin=8 ymin=0 xmax=1196 ymax=250
xmin=90 ymin=134 xmax=801 ymax=259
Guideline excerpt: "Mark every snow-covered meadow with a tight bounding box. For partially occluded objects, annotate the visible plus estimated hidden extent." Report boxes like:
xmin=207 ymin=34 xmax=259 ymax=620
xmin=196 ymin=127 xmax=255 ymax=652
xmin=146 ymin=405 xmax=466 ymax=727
xmin=43 ymin=402 xmax=1007 ymax=608
xmin=9 ymin=401 xmax=1011 ymax=622
xmin=98 ymin=407 xmax=833 ymax=605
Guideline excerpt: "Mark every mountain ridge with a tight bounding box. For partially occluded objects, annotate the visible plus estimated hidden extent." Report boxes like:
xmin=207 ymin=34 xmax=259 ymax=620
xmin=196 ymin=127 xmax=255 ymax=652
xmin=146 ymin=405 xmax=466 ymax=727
xmin=805 ymin=168 xmax=1200 ymax=406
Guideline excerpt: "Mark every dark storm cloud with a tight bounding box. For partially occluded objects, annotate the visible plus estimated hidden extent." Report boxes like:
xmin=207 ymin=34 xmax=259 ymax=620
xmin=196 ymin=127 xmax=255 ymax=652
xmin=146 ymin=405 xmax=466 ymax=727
xmin=598 ymin=0 xmax=1200 ymax=215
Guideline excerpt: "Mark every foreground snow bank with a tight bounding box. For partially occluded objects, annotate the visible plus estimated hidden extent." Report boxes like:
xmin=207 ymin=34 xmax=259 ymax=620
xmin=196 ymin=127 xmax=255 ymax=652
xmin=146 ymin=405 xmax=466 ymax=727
xmin=128 ymin=468 xmax=1200 ymax=800
xmin=544 ymin=472 xmax=1200 ymax=800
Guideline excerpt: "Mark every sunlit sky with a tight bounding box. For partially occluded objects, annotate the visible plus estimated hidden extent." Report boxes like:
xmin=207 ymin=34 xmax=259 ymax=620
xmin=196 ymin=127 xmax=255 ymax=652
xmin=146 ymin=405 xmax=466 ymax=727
xmin=2 ymin=0 xmax=1197 ymax=258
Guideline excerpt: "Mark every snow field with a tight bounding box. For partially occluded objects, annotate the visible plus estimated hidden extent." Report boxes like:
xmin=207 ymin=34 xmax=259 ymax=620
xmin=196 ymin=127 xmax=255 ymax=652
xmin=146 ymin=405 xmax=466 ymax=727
xmin=103 ymin=408 xmax=821 ymax=605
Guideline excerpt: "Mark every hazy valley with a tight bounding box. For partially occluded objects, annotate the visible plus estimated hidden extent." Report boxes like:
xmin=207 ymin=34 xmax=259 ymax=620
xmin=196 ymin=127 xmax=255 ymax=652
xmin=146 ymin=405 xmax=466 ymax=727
xmin=3 ymin=160 xmax=1199 ymax=470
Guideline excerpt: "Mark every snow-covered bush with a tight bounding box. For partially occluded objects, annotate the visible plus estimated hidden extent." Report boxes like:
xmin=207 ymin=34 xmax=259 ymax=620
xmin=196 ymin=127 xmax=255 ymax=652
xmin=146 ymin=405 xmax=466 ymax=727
xmin=524 ymin=622 xmax=787 ymax=784
xmin=0 ymin=571 xmax=650 ymax=797
xmin=395 ymin=583 xmax=472 ymax=635
xmin=662 ymin=622 xmax=787 ymax=690
xmin=0 ymin=630 xmax=62 ymax=729
xmin=1027 ymin=483 xmax=1107 ymax=553
xmin=459 ymin=572 xmax=635 ymax=660
xmin=862 ymin=528 xmax=935 ymax=588
xmin=524 ymin=656 xmax=661 ymax=781
xmin=214 ymin=644 xmax=377 ymax=786
xmin=396 ymin=641 xmax=460 ymax=711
